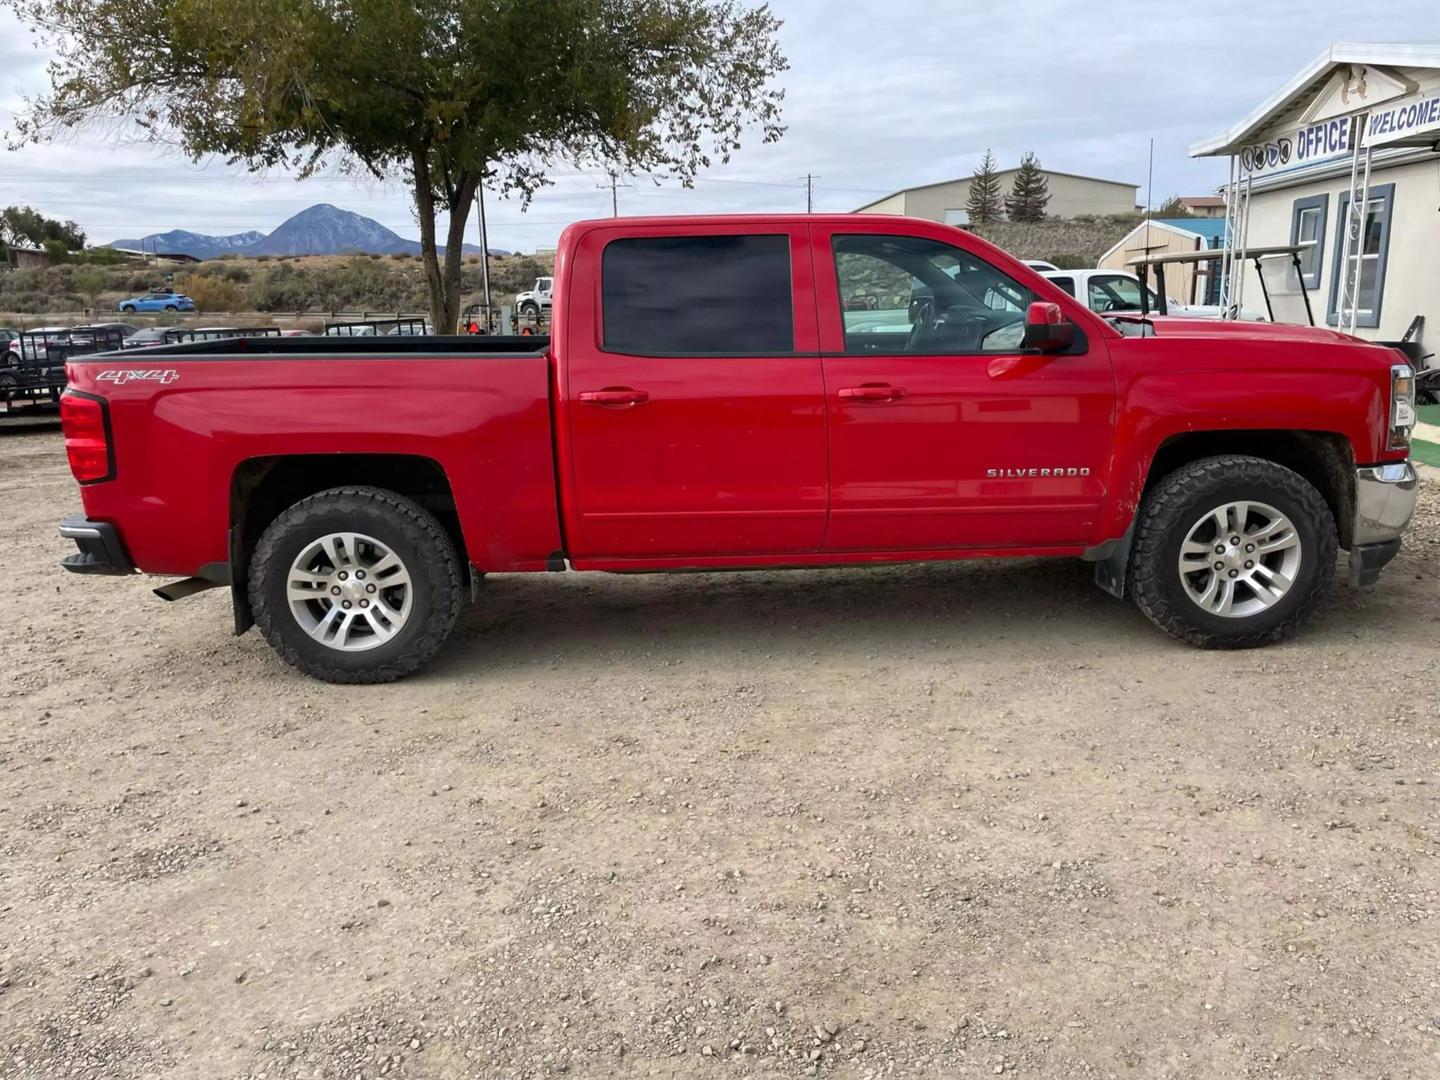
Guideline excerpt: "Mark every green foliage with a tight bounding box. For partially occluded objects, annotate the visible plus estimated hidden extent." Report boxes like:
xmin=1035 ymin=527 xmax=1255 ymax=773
xmin=72 ymin=266 xmax=108 ymax=305
xmin=1004 ymin=152 xmax=1049 ymax=223
xmin=966 ymin=150 xmax=1004 ymax=226
xmin=78 ymin=245 xmax=129 ymax=266
xmin=6 ymin=0 xmax=789 ymax=332
xmin=0 ymin=205 xmax=86 ymax=250
xmin=43 ymin=238 xmax=72 ymax=263
xmin=1153 ymin=196 xmax=1195 ymax=218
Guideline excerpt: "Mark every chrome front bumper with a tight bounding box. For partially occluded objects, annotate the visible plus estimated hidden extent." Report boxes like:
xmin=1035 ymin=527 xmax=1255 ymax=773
xmin=1354 ymin=462 xmax=1419 ymax=545
xmin=1348 ymin=461 xmax=1418 ymax=588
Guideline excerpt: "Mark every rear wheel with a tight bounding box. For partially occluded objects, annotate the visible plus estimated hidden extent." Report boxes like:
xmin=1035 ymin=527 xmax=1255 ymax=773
xmin=249 ymin=486 xmax=462 ymax=683
xmin=1128 ymin=455 xmax=1336 ymax=648
xmin=120 ymin=304 xmax=136 ymax=313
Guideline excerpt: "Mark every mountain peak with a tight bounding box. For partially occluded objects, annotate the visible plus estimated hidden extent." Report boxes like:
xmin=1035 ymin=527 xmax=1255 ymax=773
xmin=106 ymin=203 xmax=483 ymax=259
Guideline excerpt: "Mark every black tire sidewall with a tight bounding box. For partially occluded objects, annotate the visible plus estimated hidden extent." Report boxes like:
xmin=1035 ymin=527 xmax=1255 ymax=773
xmin=253 ymin=495 xmax=457 ymax=679
xmin=1132 ymin=458 xmax=1337 ymax=646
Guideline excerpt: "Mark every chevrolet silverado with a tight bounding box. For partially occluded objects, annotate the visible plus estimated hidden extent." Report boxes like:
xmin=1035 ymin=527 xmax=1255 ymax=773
xmin=57 ymin=215 xmax=1419 ymax=681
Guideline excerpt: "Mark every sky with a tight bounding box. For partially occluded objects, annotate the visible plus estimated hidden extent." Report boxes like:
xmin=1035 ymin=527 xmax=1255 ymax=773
xmin=3 ymin=1 xmax=1439 ymax=253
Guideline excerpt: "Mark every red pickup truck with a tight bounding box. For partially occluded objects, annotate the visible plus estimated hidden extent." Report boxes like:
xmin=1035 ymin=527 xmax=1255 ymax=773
xmin=57 ymin=214 xmax=1419 ymax=682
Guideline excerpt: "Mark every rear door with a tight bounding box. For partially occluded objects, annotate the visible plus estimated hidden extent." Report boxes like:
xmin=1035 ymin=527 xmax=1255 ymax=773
xmin=815 ymin=223 xmax=1115 ymax=551
xmin=562 ymin=223 xmax=826 ymax=559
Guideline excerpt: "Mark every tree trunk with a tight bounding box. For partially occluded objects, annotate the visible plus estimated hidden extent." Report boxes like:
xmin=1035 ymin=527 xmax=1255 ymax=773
xmin=412 ymin=149 xmax=448 ymax=333
xmin=413 ymin=151 xmax=481 ymax=334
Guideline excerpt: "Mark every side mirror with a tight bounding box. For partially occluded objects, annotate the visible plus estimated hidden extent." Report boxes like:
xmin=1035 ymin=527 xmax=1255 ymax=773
xmin=1021 ymin=301 xmax=1075 ymax=352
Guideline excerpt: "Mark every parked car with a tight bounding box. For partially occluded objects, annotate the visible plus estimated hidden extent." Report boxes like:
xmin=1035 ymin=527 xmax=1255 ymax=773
xmin=515 ymin=276 xmax=553 ymax=319
xmin=1021 ymin=259 xmax=1061 ymax=273
xmin=57 ymin=213 xmax=1418 ymax=683
xmin=118 ymin=290 xmax=195 ymax=313
xmin=1043 ymin=269 xmax=1264 ymax=320
xmin=121 ymin=327 xmax=172 ymax=348
xmin=1 ymin=328 xmax=19 ymax=365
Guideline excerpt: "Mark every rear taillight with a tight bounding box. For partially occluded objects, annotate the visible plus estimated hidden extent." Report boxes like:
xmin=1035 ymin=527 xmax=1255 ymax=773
xmin=60 ymin=391 xmax=114 ymax=483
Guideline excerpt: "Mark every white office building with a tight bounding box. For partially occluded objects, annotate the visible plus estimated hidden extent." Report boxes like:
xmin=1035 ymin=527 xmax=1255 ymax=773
xmin=1191 ymin=43 xmax=1440 ymax=348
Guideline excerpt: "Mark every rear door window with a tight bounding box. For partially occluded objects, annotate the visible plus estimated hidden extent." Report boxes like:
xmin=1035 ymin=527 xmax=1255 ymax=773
xmin=602 ymin=234 xmax=794 ymax=354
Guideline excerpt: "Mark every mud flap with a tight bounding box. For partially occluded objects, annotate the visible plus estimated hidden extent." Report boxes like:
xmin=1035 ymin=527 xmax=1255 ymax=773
xmin=1083 ymin=523 xmax=1136 ymax=600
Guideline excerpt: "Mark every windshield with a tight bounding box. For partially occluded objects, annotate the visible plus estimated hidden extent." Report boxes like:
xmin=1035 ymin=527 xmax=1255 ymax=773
xmin=1086 ymin=274 xmax=1162 ymax=314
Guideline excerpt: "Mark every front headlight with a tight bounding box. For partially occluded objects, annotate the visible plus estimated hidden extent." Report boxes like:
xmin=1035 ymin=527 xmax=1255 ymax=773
xmin=1389 ymin=362 xmax=1416 ymax=451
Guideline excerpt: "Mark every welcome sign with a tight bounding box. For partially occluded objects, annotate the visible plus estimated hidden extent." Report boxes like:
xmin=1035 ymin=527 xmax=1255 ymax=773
xmin=1364 ymin=92 xmax=1440 ymax=147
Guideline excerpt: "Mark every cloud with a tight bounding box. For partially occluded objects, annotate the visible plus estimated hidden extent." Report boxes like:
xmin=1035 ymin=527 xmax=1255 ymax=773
xmin=3 ymin=1 xmax=1439 ymax=251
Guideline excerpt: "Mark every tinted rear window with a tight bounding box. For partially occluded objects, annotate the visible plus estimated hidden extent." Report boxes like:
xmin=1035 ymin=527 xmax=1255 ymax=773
xmin=602 ymin=234 xmax=794 ymax=354
xmin=1049 ymin=276 xmax=1075 ymax=297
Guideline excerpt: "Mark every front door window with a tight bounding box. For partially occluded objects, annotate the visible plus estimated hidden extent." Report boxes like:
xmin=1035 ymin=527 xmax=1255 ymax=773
xmin=832 ymin=234 xmax=1034 ymax=355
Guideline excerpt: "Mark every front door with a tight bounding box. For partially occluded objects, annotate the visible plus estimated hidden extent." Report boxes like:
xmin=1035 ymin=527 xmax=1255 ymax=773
xmin=563 ymin=224 xmax=827 ymax=560
xmin=815 ymin=226 xmax=1115 ymax=551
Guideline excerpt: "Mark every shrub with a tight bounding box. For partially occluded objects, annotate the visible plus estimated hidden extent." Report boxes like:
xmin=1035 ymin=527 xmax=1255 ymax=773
xmin=177 ymin=273 xmax=245 ymax=312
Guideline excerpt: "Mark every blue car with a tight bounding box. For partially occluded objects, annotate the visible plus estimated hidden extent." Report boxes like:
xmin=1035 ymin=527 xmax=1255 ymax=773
xmin=118 ymin=290 xmax=195 ymax=313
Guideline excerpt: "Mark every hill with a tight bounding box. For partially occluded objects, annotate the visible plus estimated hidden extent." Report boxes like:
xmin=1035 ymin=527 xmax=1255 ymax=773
xmin=107 ymin=204 xmax=494 ymax=260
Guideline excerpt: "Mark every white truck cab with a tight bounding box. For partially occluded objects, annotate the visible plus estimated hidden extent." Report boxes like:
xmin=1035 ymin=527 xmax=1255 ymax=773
xmin=515 ymin=277 xmax=554 ymax=319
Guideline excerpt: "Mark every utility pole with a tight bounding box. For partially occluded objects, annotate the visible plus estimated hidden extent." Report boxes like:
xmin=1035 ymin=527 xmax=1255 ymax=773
xmin=597 ymin=169 xmax=631 ymax=217
xmin=803 ymin=174 xmax=817 ymax=213
xmin=474 ymin=176 xmax=492 ymax=327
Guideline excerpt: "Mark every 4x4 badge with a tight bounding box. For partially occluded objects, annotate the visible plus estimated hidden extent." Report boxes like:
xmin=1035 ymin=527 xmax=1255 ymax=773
xmin=95 ymin=369 xmax=179 ymax=386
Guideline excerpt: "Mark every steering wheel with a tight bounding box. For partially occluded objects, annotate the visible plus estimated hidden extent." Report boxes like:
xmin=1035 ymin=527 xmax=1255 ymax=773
xmin=907 ymin=297 xmax=937 ymax=352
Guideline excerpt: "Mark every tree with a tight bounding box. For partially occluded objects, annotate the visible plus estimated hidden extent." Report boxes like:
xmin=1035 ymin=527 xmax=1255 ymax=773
xmin=1004 ymin=152 xmax=1050 ymax=223
xmin=0 ymin=205 xmax=85 ymax=250
xmin=1153 ymin=195 xmax=1193 ymax=218
xmin=5 ymin=0 xmax=788 ymax=332
xmin=73 ymin=265 xmax=109 ymax=308
xmin=965 ymin=150 xmax=1004 ymax=226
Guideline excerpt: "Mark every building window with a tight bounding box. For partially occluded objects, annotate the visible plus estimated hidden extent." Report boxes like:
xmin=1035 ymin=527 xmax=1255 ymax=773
xmin=1289 ymin=193 xmax=1328 ymax=289
xmin=1327 ymin=182 xmax=1395 ymax=330
xmin=601 ymin=234 xmax=794 ymax=355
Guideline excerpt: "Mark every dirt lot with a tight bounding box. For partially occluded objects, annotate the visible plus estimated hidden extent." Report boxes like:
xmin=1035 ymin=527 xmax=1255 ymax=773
xmin=2 ymin=426 xmax=1438 ymax=1080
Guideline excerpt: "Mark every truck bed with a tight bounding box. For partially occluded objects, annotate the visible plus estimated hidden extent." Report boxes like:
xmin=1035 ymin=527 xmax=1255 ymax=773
xmin=115 ymin=334 xmax=552 ymax=359
xmin=66 ymin=336 xmax=563 ymax=578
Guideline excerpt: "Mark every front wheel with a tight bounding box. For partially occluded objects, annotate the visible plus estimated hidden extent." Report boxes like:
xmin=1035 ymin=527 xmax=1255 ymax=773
xmin=164 ymin=304 xmax=178 ymax=311
xmin=519 ymin=301 xmax=540 ymax=319
xmin=248 ymin=486 xmax=462 ymax=683
xmin=1128 ymin=455 xmax=1337 ymax=648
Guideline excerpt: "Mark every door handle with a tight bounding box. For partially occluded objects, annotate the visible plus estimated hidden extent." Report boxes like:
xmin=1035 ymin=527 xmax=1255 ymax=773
xmin=838 ymin=383 xmax=906 ymax=402
xmin=578 ymin=387 xmax=650 ymax=406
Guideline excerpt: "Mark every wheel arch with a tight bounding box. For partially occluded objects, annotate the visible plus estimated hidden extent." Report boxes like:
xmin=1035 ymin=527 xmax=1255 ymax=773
xmin=228 ymin=453 xmax=465 ymax=634
xmin=1091 ymin=428 xmax=1356 ymax=598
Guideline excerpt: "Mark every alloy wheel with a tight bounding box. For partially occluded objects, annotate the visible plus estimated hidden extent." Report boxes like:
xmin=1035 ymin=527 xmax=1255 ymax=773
xmin=286 ymin=532 xmax=413 ymax=651
xmin=1177 ymin=500 xmax=1302 ymax=618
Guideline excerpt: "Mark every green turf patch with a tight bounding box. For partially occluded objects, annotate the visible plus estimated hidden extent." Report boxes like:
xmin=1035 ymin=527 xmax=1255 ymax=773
xmin=1419 ymin=403 xmax=1440 ymax=426
xmin=1412 ymin=436 xmax=1440 ymax=468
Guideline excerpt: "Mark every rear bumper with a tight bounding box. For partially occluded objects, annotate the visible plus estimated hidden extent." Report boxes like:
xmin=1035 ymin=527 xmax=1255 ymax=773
xmin=1348 ymin=462 xmax=1417 ymax=588
xmin=59 ymin=515 xmax=135 ymax=575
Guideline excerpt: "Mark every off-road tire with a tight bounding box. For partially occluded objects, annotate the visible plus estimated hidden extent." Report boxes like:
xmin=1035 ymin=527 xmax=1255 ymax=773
xmin=1128 ymin=455 xmax=1337 ymax=648
xmin=249 ymin=486 xmax=462 ymax=683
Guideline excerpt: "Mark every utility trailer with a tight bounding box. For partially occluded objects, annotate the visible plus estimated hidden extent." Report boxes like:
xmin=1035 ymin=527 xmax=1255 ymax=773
xmin=160 ymin=326 xmax=283 ymax=345
xmin=2 ymin=325 xmax=127 ymax=411
xmin=324 ymin=318 xmax=429 ymax=337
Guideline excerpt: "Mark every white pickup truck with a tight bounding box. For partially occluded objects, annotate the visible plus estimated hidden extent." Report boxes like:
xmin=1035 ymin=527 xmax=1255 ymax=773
xmin=515 ymin=276 xmax=554 ymax=320
xmin=1042 ymin=269 xmax=1262 ymax=321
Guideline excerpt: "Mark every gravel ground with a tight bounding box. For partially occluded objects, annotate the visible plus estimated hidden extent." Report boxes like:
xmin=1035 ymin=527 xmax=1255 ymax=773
xmin=2 ymin=426 xmax=1439 ymax=1080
